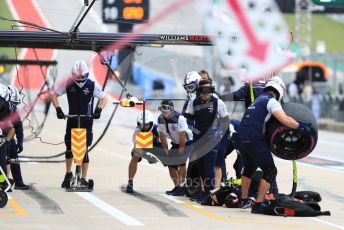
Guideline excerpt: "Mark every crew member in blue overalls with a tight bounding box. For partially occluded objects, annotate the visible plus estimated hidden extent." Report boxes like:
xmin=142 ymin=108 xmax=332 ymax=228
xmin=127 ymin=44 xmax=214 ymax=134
xmin=52 ymin=60 xmax=108 ymax=188
xmin=220 ymin=79 xmax=265 ymax=107
xmin=231 ymin=76 xmax=314 ymax=214
xmin=0 ymin=84 xmax=15 ymax=190
xmin=159 ymin=100 xmax=193 ymax=196
xmin=126 ymin=110 xmax=161 ymax=193
xmin=7 ymin=85 xmax=28 ymax=190
xmin=185 ymin=79 xmax=229 ymax=202
xmin=182 ymin=71 xmax=202 ymax=193
xmin=219 ymin=80 xmax=265 ymax=179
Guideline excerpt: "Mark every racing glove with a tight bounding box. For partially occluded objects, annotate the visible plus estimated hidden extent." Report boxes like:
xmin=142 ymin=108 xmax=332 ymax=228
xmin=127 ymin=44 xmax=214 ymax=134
xmin=56 ymin=107 xmax=65 ymax=119
xmin=298 ymin=122 xmax=314 ymax=134
xmin=93 ymin=107 xmax=102 ymax=119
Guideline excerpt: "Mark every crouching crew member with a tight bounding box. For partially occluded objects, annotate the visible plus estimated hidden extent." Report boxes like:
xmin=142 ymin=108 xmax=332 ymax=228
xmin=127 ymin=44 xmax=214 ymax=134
xmin=126 ymin=110 xmax=161 ymax=193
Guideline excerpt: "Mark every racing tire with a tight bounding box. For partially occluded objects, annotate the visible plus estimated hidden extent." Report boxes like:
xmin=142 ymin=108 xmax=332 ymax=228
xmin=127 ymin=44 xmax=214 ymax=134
xmin=0 ymin=190 xmax=8 ymax=208
xmin=266 ymin=102 xmax=318 ymax=160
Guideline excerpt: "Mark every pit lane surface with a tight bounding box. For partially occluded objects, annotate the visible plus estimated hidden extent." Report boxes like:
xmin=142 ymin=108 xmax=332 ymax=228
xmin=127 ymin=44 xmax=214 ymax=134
xmin=1 ymin=0 xmax=344 ymax=229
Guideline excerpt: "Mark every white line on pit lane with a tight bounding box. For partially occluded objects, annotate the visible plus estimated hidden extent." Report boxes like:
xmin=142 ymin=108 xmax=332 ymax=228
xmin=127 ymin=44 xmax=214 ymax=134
xmin=309 ymin=217 xmax=344 ymax=230
xmin=76 ymin=192 xmax=144 ymax=226
xmin=309 ymin=155 xmax=344 ymax=164
xmin=318 ymin=139 xmax=344 ymax=147
xmin=160 ymin=194 xmax=184 ymax=204
xmin=160 ymin=194 xmax=203 ymax=209
xmin=275 ymin=157 xmax=344 ymax=174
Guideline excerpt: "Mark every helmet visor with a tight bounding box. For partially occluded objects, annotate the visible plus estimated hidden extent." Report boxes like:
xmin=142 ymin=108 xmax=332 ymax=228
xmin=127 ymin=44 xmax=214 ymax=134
xmin=74 ymin=73 xmax=89 ymax=83
xmin=158 ymin=104 xmax=173 ymax=112
xmin=183 ymin=82 xmax=197 ymax=93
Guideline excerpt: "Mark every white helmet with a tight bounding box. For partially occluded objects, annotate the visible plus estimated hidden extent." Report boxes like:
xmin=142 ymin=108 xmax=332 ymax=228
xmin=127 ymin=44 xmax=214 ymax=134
xmin=72 ymin=60 xmax=89 ymax=87
xmin=137 ymin=110 xmax=154 ymax=132
xmin=183 ymin=71 xmax=201 ymax=93
xmin=0 ymin=83 xmax=9 ymax=101
xmin=8 ymin=85 xmax=21 ymax=104
xmin=264 ymin=76 xmax=286 ymax=101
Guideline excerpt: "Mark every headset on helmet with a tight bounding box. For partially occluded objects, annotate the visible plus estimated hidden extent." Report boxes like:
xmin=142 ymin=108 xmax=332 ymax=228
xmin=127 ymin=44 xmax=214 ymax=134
xmin=8 ymin=85 xmax=21 ymax=105
xmin=196 ymin=79 xmax=215 ymax=94
xmin=137 ymin=110 xmax=154 ymax=132
xmin=72 ymin=60 xmax=89 ymax=87
xmin=264 ymin=76 xmax=286 ymax=102
xmin=183 ymin=71 xmax=201 ymax=94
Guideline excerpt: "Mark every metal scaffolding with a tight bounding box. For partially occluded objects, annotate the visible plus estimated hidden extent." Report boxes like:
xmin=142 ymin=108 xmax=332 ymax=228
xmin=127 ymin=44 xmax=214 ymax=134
xmin=295 ymin=0 xmax=312 ymax=57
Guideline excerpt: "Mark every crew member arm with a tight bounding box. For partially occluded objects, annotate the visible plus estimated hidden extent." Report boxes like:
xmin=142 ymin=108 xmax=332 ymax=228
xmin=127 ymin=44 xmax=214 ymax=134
xmin=93 ymin=84 xmax=108 ymax=109
xmin=269 ymin=99 xmax=299 ymax=129
xmin=159 ymin=132 xmax=169 ymax=155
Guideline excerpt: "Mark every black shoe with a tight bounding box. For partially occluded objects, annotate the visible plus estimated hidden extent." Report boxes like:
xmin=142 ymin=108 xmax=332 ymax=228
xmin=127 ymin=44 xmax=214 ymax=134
xmin=14 ymin=182 xmax=29 ymax=190
xmin=61 ymin=172 xmax=73 ymax=188
xmin=126 ymin=183 xmax=134 ymax=193
xmin=79 ymin=178 xmax=88 ymax=188
xmin=251 ymin=202 xmax=268 ymax=214
xmin=240 ymin=198 xmax=253 ymax=209
xmin=166 ymin=186 xmax=177 ymax=195
xmin=171 ymin=186 xmax=185 ymax=196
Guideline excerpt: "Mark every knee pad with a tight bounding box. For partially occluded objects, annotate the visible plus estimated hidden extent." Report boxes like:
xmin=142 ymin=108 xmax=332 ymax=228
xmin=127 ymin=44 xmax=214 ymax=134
xmin=242 ymin=166 xmax=256 ymax=179
xmin=65 ymin=150 xmax=73 ymax=159
xmin=261 ymin=166 xmax=277 ymax=184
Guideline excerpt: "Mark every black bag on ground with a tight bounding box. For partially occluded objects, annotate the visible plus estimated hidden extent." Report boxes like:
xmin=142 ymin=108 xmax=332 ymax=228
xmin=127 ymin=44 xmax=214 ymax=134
xmin=263 ymin=194 xmax=330 ymax=217
xmin=294 ymin=191 xmax=322 ymax=202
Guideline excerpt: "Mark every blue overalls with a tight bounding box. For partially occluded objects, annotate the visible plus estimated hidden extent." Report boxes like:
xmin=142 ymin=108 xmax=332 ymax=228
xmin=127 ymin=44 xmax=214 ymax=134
xmin=64 ymin=80 xmax=95 ymax=162
xmin=8 ymin=112 xmax=24 ymax=185
xmin=232 ymin=92 xmax=276 ymax=182
xmin=192 ymin=95 xmax=220 ymax=193
xmin=0 ymin=101 xmax=12 ymax=177
xmin=232 ymin=82 xmax=265 ymax=108
xmin=222 ymin=119 xmax=243 ymax=178
xmin=222 ymin=82 xmax=265 ymax=178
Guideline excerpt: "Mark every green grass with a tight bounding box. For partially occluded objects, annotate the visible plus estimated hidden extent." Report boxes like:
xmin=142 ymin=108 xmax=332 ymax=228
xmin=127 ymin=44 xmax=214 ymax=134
xmin=283 ymin=13 xmax=344 ymax=53
xmin=0 ymin=0 xmax=16 ymax=59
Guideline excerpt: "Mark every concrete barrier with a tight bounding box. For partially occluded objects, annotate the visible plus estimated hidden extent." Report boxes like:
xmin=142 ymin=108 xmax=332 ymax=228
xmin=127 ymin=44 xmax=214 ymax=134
xmin=318 ymin=119 xmax=344 ymax=133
